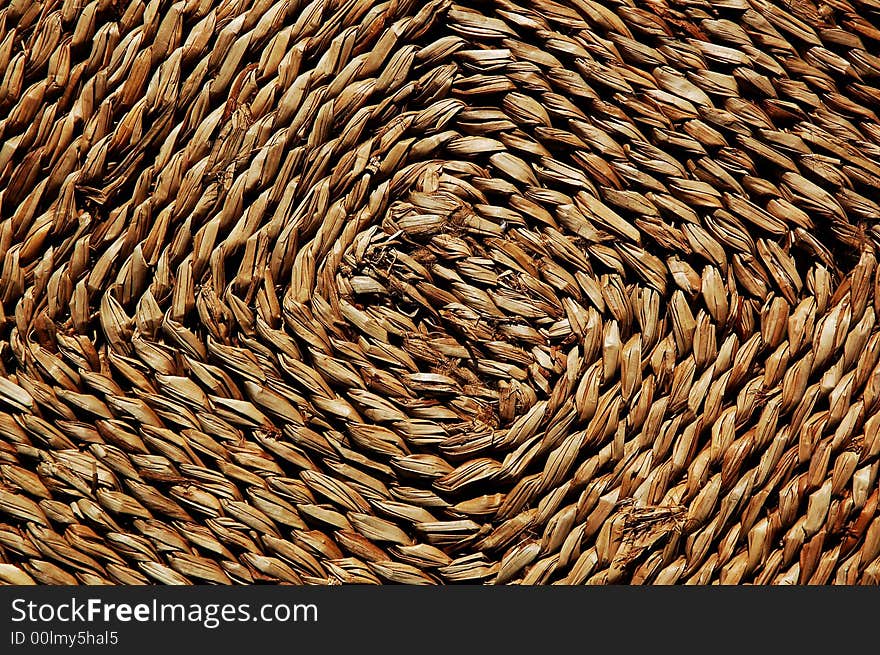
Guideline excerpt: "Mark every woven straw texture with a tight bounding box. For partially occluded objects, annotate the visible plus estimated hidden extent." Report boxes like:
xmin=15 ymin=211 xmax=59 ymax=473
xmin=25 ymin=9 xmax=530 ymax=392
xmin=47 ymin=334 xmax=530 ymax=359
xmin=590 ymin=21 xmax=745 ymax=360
xmin=0 ymin=0 xmax=879 ymax=585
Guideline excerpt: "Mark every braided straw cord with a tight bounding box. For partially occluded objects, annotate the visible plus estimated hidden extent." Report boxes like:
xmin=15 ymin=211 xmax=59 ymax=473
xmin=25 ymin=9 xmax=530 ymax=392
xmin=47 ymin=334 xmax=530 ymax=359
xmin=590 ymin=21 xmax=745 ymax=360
xmin=0 ymin=0 xmax=879 ymax=585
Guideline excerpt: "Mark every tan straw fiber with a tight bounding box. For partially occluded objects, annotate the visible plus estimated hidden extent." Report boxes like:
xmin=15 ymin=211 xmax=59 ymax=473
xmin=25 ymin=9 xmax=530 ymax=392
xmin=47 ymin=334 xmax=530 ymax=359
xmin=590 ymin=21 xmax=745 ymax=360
xmin=0 ymin=0 xmax=879 ymax=585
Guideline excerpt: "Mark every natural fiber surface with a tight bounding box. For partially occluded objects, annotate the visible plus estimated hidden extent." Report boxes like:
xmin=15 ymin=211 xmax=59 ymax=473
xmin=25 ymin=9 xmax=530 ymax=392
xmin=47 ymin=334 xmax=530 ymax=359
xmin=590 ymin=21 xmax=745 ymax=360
xmin=0 ymin=0 xmax=879 ymax=585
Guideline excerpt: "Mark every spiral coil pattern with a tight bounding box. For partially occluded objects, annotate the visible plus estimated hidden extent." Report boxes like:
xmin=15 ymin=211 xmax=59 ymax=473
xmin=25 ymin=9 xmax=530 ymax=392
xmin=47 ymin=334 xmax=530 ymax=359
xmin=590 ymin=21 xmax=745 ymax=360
xmin=0 ymin=0 xmax=879 ymax=584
